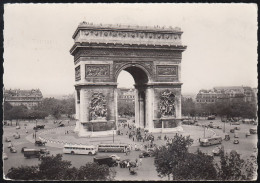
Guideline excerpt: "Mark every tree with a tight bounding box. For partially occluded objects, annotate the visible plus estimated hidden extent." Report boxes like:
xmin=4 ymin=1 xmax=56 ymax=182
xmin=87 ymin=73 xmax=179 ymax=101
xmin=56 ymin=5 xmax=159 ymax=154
xmin=6 ymin=166 xmax=39 ymax=180
xmin=38 ymin=154 xmax=72 ymax=180
xmin=172 ymin=149 xmax=218 ymax=180
xmin=154 ymin=134 xmax=194 ymax=180
xmin=77 ymin=162 xmax=116 ymax=180
xmin=216 ymin=149 xmax=256 ymax=180
xmin=6 ymin=154 xmax=116 ymax=181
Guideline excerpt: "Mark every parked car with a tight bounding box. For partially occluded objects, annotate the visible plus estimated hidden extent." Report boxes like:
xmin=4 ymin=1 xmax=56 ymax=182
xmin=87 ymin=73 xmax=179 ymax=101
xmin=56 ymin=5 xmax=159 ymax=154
xmin=224 ymin=134 xmax=230 ymax=141
xmin=16 ymin=126 xmax=20 ymax=129
xmin=182 ymin=120 xmax=195 ymax=125
xmin=139 ymin=151 xmax=150 ymax=158
xmin=213 ymin=125 xmax=218 ymax=129
xmin=246 ymin=132 xmax=251 ymax=137
xmin=5 ymin=137 xmax=11 ymax=142
xmin=3 ymin=153 xmax=8 ymax=160
xmin=232 ymin=122 xmax=240 ymax=125
xmin=207 ymin=115 xmax=216 ymax=120
xmin=212 ymin=146 xmax=221 ymax=156
xmin=217 ymin=126 xmax=222 ymax=129
xmin=33 ymin=125 xmax=45 ymax=130
xmin=230 ymin=129 xmax=235 ymax=133
xmin=35 ymin=140 xmax=46 ymax=146
xmin=233 ymin=139 xmax=239 ymax=144
xmin=10 ymin=146 xmax=17 ymax=153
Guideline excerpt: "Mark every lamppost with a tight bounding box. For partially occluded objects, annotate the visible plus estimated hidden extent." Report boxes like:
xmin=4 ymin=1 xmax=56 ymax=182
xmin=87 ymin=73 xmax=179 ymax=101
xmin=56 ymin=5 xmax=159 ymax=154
xmin=204 ymin=125 xmax=206 ymax=138
xmin=35 ymin=119 xmax=37 ymax=141
xmin=113 ymin=125 xmax=115 ymax=143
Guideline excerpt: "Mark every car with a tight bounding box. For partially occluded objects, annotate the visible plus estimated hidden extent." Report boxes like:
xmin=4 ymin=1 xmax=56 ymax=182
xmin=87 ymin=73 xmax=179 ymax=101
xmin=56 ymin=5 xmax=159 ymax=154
xmin=217 ymin=126 xmax=222 ymax=129
xmin=33 ymin=125 xmax=45 ymax=130
xmin=212 ymin=146 xmax=221 ymax=156
xmin=14 ymin=134 xmax=20 ymax=139
xmin=233 ymin=139 xmax=239 ymax=144
xmin=94 ymin=156 xmax=118 ymax=167
xmin=5 ymin=137 xmax=11 ymax=142
xmin=245 ymin=132 xmax=251 ymax=137
xmin=3 ymin=153 xmax=8 ymax=160
xmin=21 ymin=147 xmax=27 ymax=153
xmin=35 ymin=140 xmax=46 ymax=146
xmin=234 ymin=127 xmax=240 ymax=130
xmin=208 ymin=124 xmax=214 ymax=128
xmin=234 ymin=133 xmax=239 ymax=138
xmin=40 ymin=148 xmax=50 ymax=155
xmin=147 ymin=148 xmax=155 ymax=157
xmin=139 ymin=151 xmax=150 ymax=158
xmin=10 ymin=146 xmax=17 ymax=153
xmin=232 ymin=122 xmax=240 ymax=125
xmin=207 ymin=115 xmax=216 ymax=120
xmin=110 ymin=154 xmax=121 ymax=161
xmin=58 ymin=124 xmax=65 ymax=127
xmin=8 ymin=143 xmax=13 ymax=148
xmin=230 ymin=129 xmax=235 ymax=133
xmin=213 ymin=125 xmax=218 ymax=129
xmin=249 ymin=128 xmax=257 ymax=134
xmin=16 ymin=126 xmax=20 ymax=129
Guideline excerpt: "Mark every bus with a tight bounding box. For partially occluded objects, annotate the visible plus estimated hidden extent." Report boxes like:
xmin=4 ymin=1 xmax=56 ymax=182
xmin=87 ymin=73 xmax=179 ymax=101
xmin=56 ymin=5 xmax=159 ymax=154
xmin=98 ymin=144 xmax=128 ymax=153
xmin=200 ymin=136 xmax=222 ymax=147
xmin=63 ymin=144 xmax=97 ymax=155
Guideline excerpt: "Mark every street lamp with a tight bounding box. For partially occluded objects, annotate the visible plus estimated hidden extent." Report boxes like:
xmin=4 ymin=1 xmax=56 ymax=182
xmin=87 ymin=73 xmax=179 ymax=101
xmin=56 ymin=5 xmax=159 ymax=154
xmin=35 ymin=119 xmax=38 ymax=141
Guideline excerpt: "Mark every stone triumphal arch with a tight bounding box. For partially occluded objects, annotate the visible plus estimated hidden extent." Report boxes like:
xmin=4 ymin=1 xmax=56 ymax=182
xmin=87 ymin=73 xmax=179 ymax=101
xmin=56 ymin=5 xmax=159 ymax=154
xmin=70 ymin=22 xmax=187 ymax=137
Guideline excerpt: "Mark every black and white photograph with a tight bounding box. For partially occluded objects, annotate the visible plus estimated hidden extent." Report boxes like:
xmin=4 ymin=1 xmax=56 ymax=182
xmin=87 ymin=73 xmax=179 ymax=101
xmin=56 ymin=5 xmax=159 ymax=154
xmin=2 ymin=3 xmax=258 ymax=181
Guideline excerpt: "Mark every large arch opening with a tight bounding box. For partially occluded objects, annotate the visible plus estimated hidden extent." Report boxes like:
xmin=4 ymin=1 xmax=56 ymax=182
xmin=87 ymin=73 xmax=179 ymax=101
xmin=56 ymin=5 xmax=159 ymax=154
xmin=116 ymin=65 xmax=150 ymax=129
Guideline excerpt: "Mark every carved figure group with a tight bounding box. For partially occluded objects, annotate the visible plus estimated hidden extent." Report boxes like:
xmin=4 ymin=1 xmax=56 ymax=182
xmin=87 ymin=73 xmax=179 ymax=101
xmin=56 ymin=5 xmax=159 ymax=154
xmin=89 ymin=93 xmax=107 ymax=120
xmin=159 ymin=90 xmax=175 ymax=117
xmin=158 ymin=66 xmax=177 ymax=76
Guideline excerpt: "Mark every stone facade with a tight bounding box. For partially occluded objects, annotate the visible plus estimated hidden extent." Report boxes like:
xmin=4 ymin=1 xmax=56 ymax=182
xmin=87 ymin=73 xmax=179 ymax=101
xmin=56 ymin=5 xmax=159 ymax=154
xmin=71 ymin=22 xmax=187 ymax=136
xmin=4 ymin=89 xmax=43 ymax=109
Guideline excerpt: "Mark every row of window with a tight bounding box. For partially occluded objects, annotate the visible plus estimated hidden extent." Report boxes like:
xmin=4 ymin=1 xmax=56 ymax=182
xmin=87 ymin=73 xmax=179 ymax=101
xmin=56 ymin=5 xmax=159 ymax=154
xmin=197 ymin=99 xmax=215 ymax=103
xmin=64 ymin=147 xmax=95 ymax=150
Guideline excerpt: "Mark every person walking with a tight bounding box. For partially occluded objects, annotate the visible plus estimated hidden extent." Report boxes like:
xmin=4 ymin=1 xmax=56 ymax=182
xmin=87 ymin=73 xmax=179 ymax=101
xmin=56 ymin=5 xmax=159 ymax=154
xmin=133 ymin=137 xmax=135 ymax=142
xmin=139 ymin=158 xmax=142 ymax=166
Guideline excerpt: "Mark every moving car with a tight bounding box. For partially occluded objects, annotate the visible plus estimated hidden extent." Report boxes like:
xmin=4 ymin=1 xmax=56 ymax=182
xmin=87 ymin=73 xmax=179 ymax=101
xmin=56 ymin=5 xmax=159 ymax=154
xmin=234 ymin=133 xmax=239 ymax=138
xmin=58 ymin=124 xmax=65 ymax=127
xmin=3 ymin=153 xmax=8 ymax=160
xmin=232 ymin=122 xmax=240 ymax=125
xmin=16 ymin=126 xmax=20 ymax=129
xmin=93 ymin=156 xmax=118 ymax=167
xmin=14 ymin=134 xmax=20 ymax=139
xmin=40 ymin=148 xmax=50 ymax=155
xmin=5 ymin=137 xmax=11 ymax=142
xmin=35 ymin=140 xmax=46 ymax=146
xmin=212 ymin=146 xmax=221 ymax=156
xmin=245 ymin=132 xmax=251 ymax=137
xmin=10 ymin=146 xmax=17 ymax=153
xmin=110 ymin=154 xmax=121 ymax=161
xmin=233 ymin=139 xmax=239 ymax=144
xmin=250 ymin=128 xmax=257 ymax=134
xmin=230 ymin=129 xmax=235 ymax=133
xmin=24 ymin=149 xmax=41 ymax=159
xmin=139 ymin=151 xmax=150 ymax=158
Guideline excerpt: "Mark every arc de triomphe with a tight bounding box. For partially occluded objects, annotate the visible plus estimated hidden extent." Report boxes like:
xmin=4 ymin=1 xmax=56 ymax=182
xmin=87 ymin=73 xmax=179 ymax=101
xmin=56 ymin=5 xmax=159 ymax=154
xmin=70 ymin=22 xmax=187 ymax=137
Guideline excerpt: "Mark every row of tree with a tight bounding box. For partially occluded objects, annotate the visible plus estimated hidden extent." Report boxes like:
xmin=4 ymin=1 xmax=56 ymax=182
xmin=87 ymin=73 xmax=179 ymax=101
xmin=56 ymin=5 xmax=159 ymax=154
xmin=154 ymin=134 xmax=257 ymax=180
xmin=6 ymin=154 xmax=116 ymax=181
xmin=4 ymin=97 xmax=76 ymax=121
xmin=182 ymin=98 xmax=257 ymax=119
xmin=118 ymin=101 xmax=135 ymax=117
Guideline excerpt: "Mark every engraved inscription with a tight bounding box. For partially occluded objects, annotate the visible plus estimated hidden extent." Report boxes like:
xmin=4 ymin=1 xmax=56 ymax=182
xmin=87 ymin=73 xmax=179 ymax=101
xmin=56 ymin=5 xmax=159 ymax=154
xmin=75 ymin=65 xmax=81 ymax=81
xmin=157 ymin=65 xmax=177 ymax=76
xmin=85 ymin=64 xmax=110 ymax=77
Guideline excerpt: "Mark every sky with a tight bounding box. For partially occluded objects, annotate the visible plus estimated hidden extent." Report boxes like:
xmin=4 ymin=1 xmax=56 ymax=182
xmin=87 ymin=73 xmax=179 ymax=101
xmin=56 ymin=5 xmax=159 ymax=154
xmin=3 ymin=3 xmax=258 ymax=96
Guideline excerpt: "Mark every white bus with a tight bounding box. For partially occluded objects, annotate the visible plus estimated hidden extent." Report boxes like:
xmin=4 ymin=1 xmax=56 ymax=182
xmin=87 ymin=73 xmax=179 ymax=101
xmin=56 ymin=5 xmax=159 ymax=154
xmin=200 ymin=136 xmax=222 ymax=147
xmin=63 ymin=144 xmax=97 ymax=155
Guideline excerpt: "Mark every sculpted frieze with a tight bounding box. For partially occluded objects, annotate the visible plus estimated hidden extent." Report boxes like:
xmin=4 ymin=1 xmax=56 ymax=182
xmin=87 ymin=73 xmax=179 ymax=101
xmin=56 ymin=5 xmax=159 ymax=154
xmin=89 ymin=92 xmax=107 ymax=120
xmin=85 ymin=64 xmax=110 ymax=77
xmin=74 ymin=48 xmax=182 ymax=61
